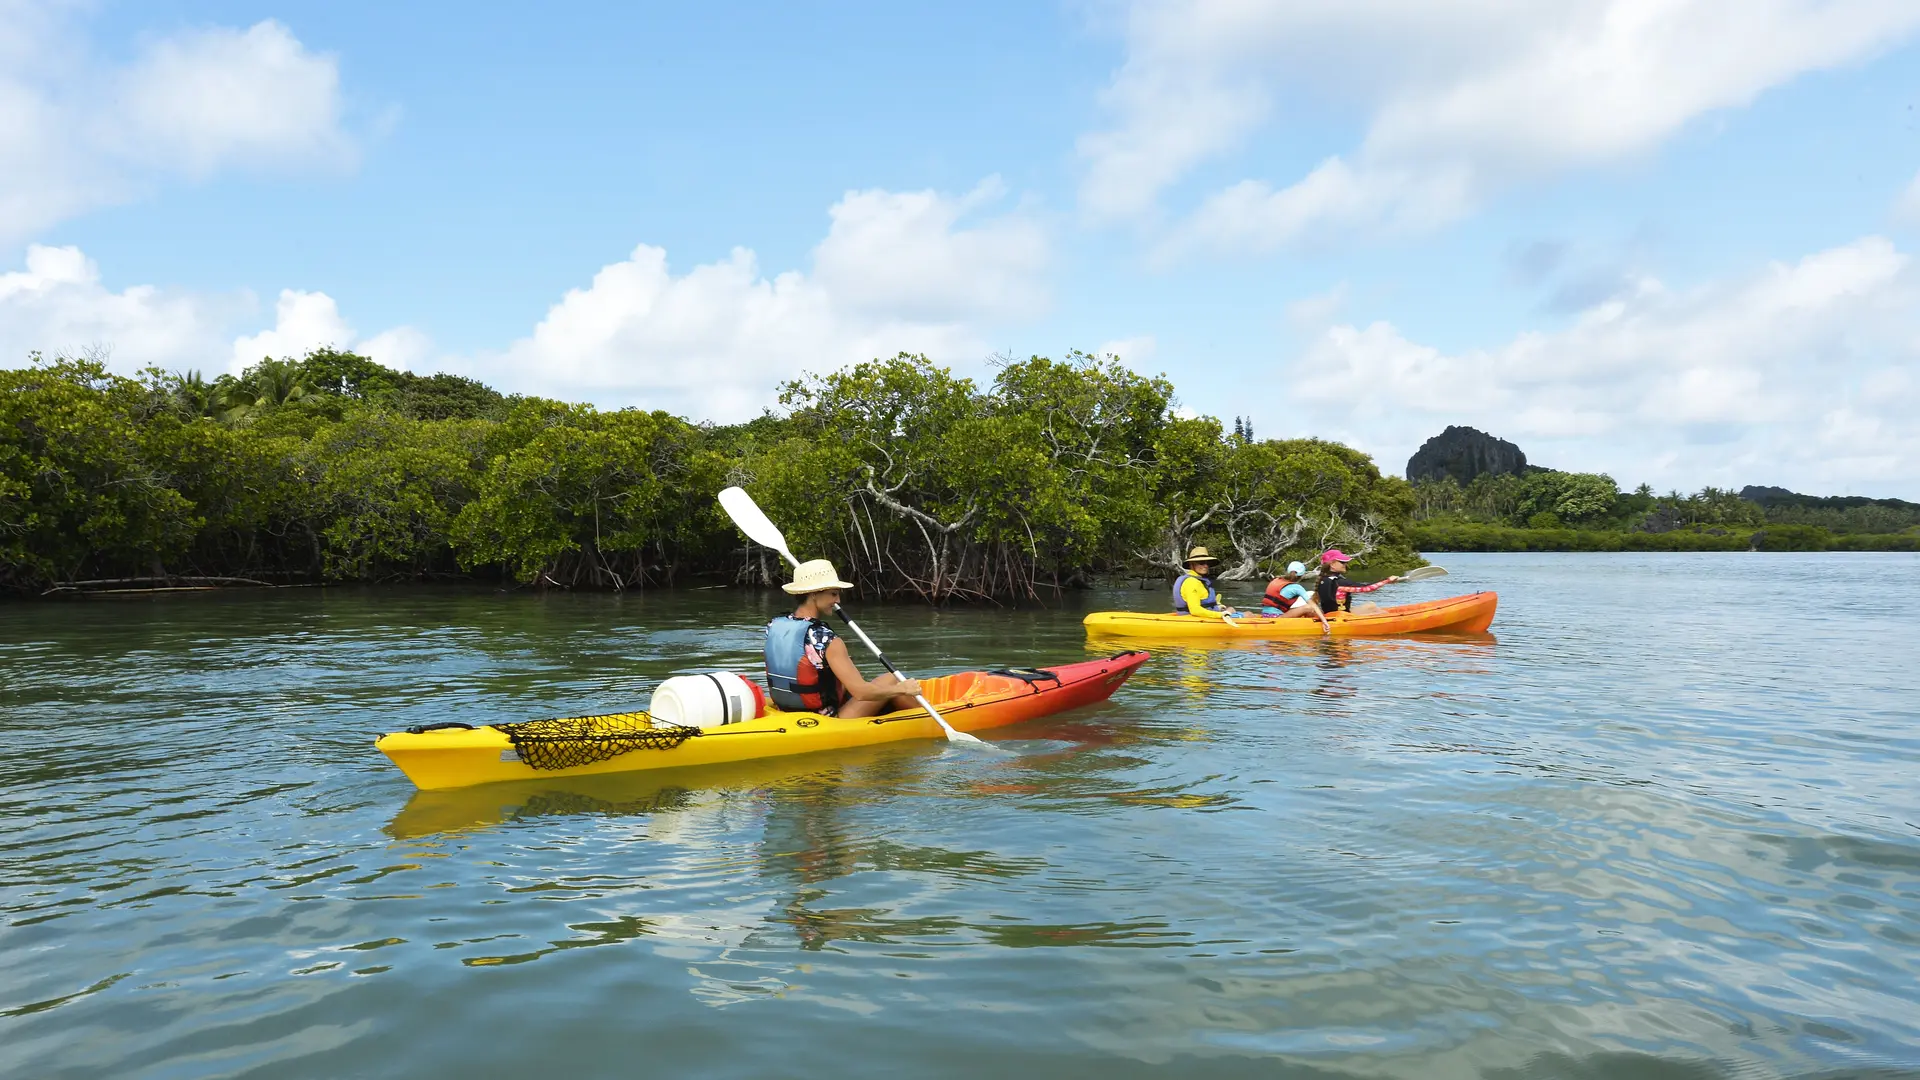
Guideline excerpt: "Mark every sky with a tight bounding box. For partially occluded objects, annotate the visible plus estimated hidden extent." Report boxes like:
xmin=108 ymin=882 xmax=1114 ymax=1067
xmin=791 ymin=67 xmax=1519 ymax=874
xmin=4 ymin=0 xmax=1920 ymax=498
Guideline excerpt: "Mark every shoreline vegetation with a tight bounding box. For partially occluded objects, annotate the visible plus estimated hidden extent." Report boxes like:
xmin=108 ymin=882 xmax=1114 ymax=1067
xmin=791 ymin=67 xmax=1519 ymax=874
xmin=1410 ymin=473 xmax=1920 ymax=553
xmin=8 ymin=352 xmax=1912 ymax=603
xmin=3 ymin=349 xmax=1426 ymax=601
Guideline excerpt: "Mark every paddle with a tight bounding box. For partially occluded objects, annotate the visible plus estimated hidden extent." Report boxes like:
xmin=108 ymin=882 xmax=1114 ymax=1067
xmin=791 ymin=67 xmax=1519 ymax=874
xmin=1302 ymin=564 xmax=1448 ymax=583
xmin=1303 ymin=564 xmax=1446 ymax=615
xmin=717 ymin=487 xmax=983 ymax=745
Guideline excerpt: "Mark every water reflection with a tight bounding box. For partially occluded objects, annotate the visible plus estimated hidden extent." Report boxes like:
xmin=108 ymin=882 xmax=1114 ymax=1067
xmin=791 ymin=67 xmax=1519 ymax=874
xmin=7 ymin=561 xmax=1920 ymax=1079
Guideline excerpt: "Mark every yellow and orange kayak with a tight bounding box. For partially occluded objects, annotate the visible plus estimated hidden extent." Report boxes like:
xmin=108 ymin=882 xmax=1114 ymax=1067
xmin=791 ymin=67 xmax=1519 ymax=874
xmin=1083 ymin=592 xmax=1497 ymax=639
xmin=376 ymin=651 xmax=1149 ymax=790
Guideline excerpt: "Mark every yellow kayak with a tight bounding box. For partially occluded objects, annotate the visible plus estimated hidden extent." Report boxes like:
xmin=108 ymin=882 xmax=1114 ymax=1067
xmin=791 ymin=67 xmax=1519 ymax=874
xmin=377 ymin=652 xmax=1148 ymax=791
xmin=1084 ymin=592 xmax=1498 ymax=639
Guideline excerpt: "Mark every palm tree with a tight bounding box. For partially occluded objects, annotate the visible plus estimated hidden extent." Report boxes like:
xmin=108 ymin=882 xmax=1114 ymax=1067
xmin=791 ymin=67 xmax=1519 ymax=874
xmin=170 ymin=369 xmax=234 ymax=419
xmin=221 ymin=358 xmax=312 ymax=422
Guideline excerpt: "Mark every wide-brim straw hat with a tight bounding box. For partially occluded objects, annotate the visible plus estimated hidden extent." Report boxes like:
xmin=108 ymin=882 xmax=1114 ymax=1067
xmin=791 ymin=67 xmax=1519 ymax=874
xmin=1183 ymin=546 xmax=1220 ymax=566
xmin=783 ymin=558 xmax=855 ymax=594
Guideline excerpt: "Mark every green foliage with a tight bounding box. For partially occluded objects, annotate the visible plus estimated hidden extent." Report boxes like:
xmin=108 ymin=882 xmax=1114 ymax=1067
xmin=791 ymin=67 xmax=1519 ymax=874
xmin=1763 ymin=501 xmax=1920 ymax=535
xmin=1412 ymin=523 xmax=1751 ymax=552
xmin=1644 ymin=486 xmax=1766 ymax=531
xmin=451 ymin=406 xmax=684 ymax=585
xmin=0 ymin=356 xmax=201 ymax=586
xmin=1749 ymin=524 xmax=1832 ymax=552
xmin=309 ymin=409 xmax=489 ymax=579
xmin=1411 ymin=472 xmax=1526 ymax=524
xmin=1830 ymin=532 xmax=1920 ymax=551
xmin=1515 ymin=471 xmax=1617 ymax=526
xmin=1413 ymin=521 xmax=1917 ymax=553
xmin=0 ymin=347 xmax=1419 ymax=596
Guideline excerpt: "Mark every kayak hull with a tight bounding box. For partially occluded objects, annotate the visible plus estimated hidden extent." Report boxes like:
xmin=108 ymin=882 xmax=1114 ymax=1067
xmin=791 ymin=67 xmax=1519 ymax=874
xmin=1084 ymin=592 xmax=1497 ymax=639
xmin=377 ymin=651 xmax=1149 ymax=791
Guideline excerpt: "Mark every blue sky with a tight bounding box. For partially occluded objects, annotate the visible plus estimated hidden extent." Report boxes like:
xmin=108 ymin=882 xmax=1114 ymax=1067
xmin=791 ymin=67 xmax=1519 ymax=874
xmin=5 ymin=0 xmax=1920 ymax=497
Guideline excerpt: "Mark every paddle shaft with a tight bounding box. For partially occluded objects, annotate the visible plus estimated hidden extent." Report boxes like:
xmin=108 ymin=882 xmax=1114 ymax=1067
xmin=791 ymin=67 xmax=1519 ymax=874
xmin=831 ymin=604 xmax=955 ymax=731
xmin=715 ymin=487 xmax=973 ymax=741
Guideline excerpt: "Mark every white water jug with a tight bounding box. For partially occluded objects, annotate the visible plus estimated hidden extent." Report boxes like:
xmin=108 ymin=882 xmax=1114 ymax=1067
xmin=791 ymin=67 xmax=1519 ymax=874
xmin=649 ymin=672 xmax=766 ymax=729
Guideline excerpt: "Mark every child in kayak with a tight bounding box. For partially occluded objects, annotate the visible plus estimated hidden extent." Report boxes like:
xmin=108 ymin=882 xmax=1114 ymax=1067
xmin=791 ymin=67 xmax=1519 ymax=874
xmin=1262 ymin=561 xmax=1331 ymax=632
xmin=1171 ymin=547 xmax=1239 ymax=620
xmin=765 ymin=559 xmax=921 ymax=718
xmin=1313 ymin=549 xmax=1401 ymax=613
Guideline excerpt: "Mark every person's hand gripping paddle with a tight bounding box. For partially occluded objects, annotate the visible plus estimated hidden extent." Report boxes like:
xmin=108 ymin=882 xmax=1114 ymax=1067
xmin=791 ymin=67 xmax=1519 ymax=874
xmin=718 ymin=487 xmax=984 ymax=745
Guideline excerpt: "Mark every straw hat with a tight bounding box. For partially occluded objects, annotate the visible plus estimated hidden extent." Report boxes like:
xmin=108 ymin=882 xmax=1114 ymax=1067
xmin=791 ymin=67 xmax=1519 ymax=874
xmin=1183 ymin=546 xmax=1220 ymax=566
xmin=782 ymin=559 xmax=855 ymax=594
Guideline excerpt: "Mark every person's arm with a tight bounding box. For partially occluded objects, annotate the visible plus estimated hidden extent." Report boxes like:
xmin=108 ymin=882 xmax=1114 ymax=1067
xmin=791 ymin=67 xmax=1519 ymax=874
xmin=1335 ymin=575 xmax=1403 ymax=597
xmin=1180 ymin=576 xmax=1231 ymax=620
xmin=824 ymin=637 xmax=921 ymax=700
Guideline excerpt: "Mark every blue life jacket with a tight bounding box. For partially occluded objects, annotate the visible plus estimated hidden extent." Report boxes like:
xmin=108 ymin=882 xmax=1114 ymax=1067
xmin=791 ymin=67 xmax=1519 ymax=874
xmin=765 ymin=616 xmax=842 ymax=712
xmin=1171 ymin=570 xmax=1222 ymax=614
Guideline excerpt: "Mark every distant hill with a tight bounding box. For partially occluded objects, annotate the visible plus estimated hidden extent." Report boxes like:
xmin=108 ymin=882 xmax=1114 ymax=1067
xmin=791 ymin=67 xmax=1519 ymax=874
xmin=1406 ymin=426 xmax=1535 ymax=485
xmin=1739 ymin=486 xmax=1920 ymax=512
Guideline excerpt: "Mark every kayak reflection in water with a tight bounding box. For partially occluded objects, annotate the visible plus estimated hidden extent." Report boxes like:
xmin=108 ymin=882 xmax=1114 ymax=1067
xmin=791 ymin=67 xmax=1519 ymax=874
xmin=764 ymin=559 xmax=922 ymax=719
xmin=1260 ymin=560 xmax=1331 ymax=634
xmin=1312 ymin=549 xmax=1401 ymax=613
xmin=1170 ymin=546 xmax=1240 ymax=620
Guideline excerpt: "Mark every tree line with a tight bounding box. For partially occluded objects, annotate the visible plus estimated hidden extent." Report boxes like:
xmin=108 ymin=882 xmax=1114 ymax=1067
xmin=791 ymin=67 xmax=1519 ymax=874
xmin=1410 ymin=472 xmax=1920 ymax=552
xmin=1 ymin=349 xmax=1421 ymax=599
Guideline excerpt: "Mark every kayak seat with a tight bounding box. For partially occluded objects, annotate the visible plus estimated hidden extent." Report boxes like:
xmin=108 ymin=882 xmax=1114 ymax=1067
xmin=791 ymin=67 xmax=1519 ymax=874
xmin=989 ymin=667 xmax=1062 ymax=685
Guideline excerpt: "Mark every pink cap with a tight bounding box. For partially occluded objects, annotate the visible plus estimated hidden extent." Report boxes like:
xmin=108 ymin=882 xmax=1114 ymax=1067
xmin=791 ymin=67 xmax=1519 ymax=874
xmin=1320 ymin=549 xmax=1352 ymax=565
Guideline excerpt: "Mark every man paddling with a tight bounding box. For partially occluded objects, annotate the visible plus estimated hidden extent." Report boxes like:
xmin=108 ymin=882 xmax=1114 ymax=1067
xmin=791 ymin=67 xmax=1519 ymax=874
xmin=1313 ymin=549 xmax=1401 ymax=613
xmin=765 ymin=559 xmax=922 ymax=718
xmin=1171 ymin=547 xmax=1238 ymax=620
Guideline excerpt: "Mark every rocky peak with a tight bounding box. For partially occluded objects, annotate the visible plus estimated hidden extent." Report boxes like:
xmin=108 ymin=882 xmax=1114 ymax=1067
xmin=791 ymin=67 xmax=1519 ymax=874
xmin=1406 ymin=426 xmax=1530 ymax=485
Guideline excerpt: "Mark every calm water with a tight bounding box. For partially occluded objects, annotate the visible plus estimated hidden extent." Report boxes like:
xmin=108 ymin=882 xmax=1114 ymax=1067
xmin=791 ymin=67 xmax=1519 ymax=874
xmin=3 ymin=553 xmax=1918 ymax=1079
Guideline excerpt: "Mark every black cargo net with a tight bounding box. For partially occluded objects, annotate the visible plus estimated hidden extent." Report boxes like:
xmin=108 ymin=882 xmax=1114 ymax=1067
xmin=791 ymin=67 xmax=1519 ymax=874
xmin=495 ymin=712 xmax=700 ymax=771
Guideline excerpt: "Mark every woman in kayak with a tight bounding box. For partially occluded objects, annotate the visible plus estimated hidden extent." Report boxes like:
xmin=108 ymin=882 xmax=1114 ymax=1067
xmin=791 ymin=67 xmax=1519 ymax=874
xmin=1313 ymin=549 xmax=1401 ymax=613
xmin=765 ymin=559 xmax=921 ymax=718
xmin=1172 ymin=546 xmax=1239 ymax=620
xmin=1262 ymin=561 xmax=1330 ymax=632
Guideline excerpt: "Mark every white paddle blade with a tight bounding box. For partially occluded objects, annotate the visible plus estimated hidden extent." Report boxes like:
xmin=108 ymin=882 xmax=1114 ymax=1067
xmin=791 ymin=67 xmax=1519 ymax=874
xmin=718 ymin=487 xmax=799 ymax=566
xmin=1402 ymin=565 xmax=1449 ymax=581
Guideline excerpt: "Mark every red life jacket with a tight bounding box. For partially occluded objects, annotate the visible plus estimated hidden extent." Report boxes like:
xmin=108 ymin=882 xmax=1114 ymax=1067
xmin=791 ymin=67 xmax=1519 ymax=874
xmin=1263 ymin=579 xmax=1299 ymax=610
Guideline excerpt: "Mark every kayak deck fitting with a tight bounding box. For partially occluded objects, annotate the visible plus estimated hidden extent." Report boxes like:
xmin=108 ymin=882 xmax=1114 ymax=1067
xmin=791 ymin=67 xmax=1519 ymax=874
xmin=376 ymin=651 xmax=1150 ymax=791
xmin=1083 ymin=592 xmax=1498 ymax=639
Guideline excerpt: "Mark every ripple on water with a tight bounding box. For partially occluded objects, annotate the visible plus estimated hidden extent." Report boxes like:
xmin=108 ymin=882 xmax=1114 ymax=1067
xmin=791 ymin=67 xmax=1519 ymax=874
xmin=3 ymin=558 xmax=1920 ymax=1078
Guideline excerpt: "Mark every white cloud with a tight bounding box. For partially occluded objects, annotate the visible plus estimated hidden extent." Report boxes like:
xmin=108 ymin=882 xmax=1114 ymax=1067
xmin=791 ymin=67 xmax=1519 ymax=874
xmin=0 ymin=243 xmax=242 ymax=371
xmin=811 ymin=178 xmax=1049 ymax=322
xmin=110 ymin=20 xmax=351 ymax=178
xmin=1084 ymin=0 xmax=1920 ymax=250
xmin=230 ymin=289 xmax=354 ymax=372
xmin=0 ymin=12 xmax=351 ymax=241
xmin=0 ymin=246 xmax=424 ymax=378
xmin=1285 ymin=236 xmax=1920 ymax=496
xmin=229 ymin=288 xmax=429 ymax=374
xmin=2 ymin=180 xmax=1046 ymax=416
xmin=358 ymin=326 xmax=433 ymax=372
xmin=468 ymin=181 xmax=1052 ymax=420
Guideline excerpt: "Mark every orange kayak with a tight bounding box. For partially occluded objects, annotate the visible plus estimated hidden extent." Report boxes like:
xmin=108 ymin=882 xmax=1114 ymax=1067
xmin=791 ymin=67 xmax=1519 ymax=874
xmin=1083 ymin=592 xmax=1498 ymax=639
xmin=377 ymin=651 xmax=1150 ymax=790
